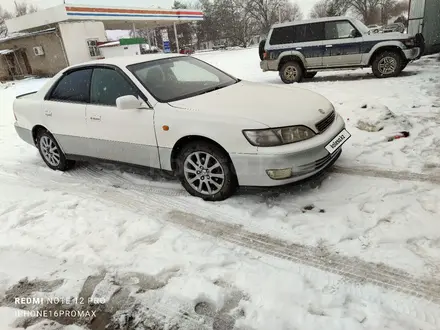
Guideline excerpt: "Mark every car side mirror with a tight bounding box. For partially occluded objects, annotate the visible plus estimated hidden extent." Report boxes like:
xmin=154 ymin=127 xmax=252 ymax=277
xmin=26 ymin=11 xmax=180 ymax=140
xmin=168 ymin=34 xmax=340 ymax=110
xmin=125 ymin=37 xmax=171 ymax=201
xmin=116 ymin=95 xmax=147 ymax=110
xmin=350 ymin=29 xmax=357 ymax=38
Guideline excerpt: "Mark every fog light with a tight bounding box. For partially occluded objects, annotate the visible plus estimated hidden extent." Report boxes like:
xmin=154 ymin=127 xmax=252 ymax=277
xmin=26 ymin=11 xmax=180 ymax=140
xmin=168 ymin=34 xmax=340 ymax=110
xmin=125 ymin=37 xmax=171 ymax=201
xmin=266 ymin=168 xmax=293 ymax=180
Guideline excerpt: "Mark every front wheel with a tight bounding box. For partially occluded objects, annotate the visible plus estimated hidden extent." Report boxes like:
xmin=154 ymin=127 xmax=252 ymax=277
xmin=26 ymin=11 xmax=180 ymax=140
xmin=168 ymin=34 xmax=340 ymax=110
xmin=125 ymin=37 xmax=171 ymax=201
xmin=37 ymin=130 xmax=75 ymax=171
xmin=372 ymin=51 xmax=403 ymax=78
xmin=176 ymin=142 xmax=237 ymax=201
xmin=279 ymin=61 xmax=304 ymax=84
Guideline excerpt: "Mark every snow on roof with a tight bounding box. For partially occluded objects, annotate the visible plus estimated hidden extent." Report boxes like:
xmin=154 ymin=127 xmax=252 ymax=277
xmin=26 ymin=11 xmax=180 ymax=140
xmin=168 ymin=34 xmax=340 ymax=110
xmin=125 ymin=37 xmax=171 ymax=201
xmin=98 ymin=41 xmax=120 ymax=48
xmin=0 ymin=28 xmax=56 ymax=44
xmin=0 ymin=49 xmax=15 ymax=55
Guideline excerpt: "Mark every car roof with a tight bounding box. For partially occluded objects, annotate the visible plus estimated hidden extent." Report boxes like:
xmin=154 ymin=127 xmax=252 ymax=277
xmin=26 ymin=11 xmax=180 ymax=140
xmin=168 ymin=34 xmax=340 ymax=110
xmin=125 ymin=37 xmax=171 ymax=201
xmin=272 ymin=16 xmax=352 ymax=29
xmin=68 ymin=53 xmax=185 ymax=70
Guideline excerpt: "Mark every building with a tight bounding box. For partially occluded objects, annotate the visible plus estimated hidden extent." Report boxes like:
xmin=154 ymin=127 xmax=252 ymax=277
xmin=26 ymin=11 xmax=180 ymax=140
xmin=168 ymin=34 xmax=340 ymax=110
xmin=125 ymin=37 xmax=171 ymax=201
xmin=0 ymin=1 xmax=203 ymax=81
xmin=98 ymin=38 xmax=149 ymax=58
xmin=408 ymin=0 xmax=440 ymax=55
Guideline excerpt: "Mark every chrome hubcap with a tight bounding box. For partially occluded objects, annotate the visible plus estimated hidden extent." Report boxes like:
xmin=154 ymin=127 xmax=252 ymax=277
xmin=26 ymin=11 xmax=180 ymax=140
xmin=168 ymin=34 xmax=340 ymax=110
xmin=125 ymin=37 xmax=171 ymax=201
xmin=183 ymin=151 xmax=225 ymax=195
xmin=284 ymin=66 xmax=297 ymax=81
xmin=40 ymin=136 xmax=60 ymax=166
xmin=378 ymin=56 xmax=397 ymax=74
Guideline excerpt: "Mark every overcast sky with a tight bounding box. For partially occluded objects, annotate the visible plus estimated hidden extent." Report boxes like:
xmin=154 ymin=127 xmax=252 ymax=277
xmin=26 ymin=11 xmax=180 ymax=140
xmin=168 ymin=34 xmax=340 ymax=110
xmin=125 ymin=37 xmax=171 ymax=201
xmin=0 ymin=0 xmax=318 ymax=17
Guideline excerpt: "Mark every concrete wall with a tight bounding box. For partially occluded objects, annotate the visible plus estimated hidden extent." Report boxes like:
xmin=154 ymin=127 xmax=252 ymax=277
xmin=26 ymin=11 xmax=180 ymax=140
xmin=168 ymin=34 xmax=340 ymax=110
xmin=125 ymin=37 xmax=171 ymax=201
xmin=100 ymin=44 xmax=141 ymax=58
xmin=58 ymin=21 xmax=107 ymax=65
xmin=0 ymin=31 xmax=68 ymax=81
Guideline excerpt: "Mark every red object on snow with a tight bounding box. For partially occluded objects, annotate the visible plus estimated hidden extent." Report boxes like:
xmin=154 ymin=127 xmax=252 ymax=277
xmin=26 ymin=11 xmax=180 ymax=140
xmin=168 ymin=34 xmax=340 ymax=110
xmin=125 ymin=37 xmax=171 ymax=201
xmin=386 ymin=131 xmax=410 ymax=142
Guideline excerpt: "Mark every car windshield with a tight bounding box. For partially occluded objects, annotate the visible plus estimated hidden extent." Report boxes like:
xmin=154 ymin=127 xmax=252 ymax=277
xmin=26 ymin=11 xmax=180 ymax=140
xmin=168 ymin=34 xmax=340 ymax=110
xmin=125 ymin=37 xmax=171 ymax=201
xmin=127 ymin=56 xmax=239 ymax=103
xmin=353 ymin=19 xmax=371 ymax=34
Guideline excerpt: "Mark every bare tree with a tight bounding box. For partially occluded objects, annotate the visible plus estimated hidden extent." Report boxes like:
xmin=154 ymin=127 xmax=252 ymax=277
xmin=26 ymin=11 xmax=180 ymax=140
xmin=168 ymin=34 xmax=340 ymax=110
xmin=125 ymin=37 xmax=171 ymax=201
xmin=347 ymin=0 xmax=382 ymax=25
xmin=14 ymin=1 xmax=38 ymax=17
xmin=0 ymin=1 xmax=38 ymax=37
xmin=280 ymin=1 xmax=303 ymax=22
xmin=310 ymin=0 xmax=350 ymax=18
xmin=0 ymin=5 xmax=12 ymax=38
xmin=247 ymin=0 xmax=303 ymax=34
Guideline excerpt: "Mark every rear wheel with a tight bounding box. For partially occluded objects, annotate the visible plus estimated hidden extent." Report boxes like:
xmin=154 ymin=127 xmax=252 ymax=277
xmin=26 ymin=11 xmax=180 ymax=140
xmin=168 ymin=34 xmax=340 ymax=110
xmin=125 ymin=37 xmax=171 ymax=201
xmin=176 ymin=141 xmax=238 ymax=201
xmin=372 ymin=51 xmax=403 ymax=78
xmin=279 ymin=61 xmax=304 ymax=84
xmin=401 ymin=60 xmax=409 ymax=71
xmin=36 ymin=130 xmax=75 ymax=171
xmin=258 ymin=39 xmax=266 ymax=61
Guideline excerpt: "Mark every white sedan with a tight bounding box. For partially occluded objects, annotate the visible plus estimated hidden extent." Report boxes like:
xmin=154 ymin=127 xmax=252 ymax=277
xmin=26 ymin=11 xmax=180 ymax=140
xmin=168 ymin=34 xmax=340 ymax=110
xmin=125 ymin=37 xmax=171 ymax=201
xmin=13 ymin=54 xmax=350 ymax=201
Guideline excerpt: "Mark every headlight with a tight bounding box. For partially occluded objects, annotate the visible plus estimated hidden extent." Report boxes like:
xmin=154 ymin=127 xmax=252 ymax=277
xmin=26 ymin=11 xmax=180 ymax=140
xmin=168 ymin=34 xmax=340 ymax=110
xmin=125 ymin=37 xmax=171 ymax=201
xmin=243 ymin=125 xmax=315 ymax=147
xmin=403 ymin=38 xmax=415 ymax=47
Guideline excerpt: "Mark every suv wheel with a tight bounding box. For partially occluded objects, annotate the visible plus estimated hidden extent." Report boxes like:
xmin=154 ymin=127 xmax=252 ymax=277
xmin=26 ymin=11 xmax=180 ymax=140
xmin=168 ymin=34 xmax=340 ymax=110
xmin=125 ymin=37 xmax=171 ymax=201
xmin=176 ymin=141 xmax=238 ymax=201
xmin=372 ymin=51 xmax=403 ymax=78
xmin=279 ymin=61 xmax=303 ymax=84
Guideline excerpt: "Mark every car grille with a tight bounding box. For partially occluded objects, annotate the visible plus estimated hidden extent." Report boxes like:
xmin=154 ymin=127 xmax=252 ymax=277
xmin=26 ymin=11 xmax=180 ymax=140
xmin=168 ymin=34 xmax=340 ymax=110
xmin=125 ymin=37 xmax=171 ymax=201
xmin=316 ymin=111 xmax=335 ymax=133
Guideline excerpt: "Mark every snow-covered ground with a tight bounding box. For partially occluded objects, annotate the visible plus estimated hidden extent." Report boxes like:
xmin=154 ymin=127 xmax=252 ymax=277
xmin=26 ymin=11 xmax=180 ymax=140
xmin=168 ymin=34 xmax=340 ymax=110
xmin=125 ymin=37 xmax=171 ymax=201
xmin=1 ymin=48 xmax=440 ymax=330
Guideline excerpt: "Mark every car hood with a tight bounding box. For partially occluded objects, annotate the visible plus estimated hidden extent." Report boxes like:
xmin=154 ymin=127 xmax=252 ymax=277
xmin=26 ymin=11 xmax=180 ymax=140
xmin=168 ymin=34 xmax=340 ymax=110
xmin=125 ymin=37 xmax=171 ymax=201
xmin=168 ymin=81 xmax=335 ymax=129
xmin=367 ymin=32 xmax=409 ymax=40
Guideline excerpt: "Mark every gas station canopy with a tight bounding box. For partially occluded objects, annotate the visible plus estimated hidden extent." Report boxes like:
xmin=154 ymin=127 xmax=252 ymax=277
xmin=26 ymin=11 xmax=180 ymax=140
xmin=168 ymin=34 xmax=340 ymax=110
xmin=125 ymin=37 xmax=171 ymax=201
xmin=5 ymin=2 xmax=204 ymax=33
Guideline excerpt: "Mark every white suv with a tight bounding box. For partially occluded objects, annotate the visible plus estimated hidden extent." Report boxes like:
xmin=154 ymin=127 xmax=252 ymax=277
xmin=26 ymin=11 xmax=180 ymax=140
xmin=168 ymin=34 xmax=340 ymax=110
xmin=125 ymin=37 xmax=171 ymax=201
xmin=259 ymin=16 xmax=425 ymax=83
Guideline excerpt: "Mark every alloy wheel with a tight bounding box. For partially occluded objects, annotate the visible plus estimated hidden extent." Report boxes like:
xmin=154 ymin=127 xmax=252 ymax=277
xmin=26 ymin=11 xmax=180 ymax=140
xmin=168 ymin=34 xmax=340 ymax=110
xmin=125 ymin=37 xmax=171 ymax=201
xmin=40 ymin=136 xmax=61 ymax=167
xmin=183 ymin=151 xmax=225 ymax=196
xmin=284 ymin=66 xmax=298 ymax=81
xmin=378 ymin=56 xmax=397 ymax=75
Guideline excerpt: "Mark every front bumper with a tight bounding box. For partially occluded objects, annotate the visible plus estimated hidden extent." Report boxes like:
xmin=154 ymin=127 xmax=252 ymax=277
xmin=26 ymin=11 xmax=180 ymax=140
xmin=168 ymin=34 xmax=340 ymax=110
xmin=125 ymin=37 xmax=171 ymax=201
xmin=231 ymin=114 xmax=346 ymax=186
xmin=403 ymin=47 xmax=421 ymax=60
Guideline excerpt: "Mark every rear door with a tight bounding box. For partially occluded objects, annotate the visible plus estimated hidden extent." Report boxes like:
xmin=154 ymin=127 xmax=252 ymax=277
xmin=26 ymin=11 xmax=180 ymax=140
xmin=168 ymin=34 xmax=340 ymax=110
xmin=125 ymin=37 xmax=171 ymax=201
xmin=85 ymin=66 xmax=160 ymax=168
xmin=323 ymin=20 xmax=363 ymax=67
xmin=293 ymin=23 xmax=325 ymax=69
xmin=43 ymin=68 xmax=92 ymax=156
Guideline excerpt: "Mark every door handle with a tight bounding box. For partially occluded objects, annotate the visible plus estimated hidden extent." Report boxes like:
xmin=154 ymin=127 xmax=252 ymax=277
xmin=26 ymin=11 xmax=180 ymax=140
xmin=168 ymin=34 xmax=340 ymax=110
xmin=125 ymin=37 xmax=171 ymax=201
xmin=90 ymin=115 xmax=101 ymax=121
xmin=296 ymin=47 xmax=302 ymax=50
xmin=326 ymin=45 xmax=333 ymax=48
xmin=44 ymin=110 xmax=52 ymax=117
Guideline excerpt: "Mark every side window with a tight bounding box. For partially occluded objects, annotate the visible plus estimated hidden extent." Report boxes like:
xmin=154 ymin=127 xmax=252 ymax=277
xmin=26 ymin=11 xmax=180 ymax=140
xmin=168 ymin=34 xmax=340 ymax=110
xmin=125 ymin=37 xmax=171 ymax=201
xmin=171 ymin=60 xmax=219 ymax=83
xmin=325 ymin=21 xmax=357 ymax=39
xmin=49 ymin=69 xmax=92 ymax=103
xmin=90 ymin=68 xmax=139 ymax=106
xmin=295 ymin=23 xmax=324 ymax=43
xmin=269 ymin=26 xmax=295 ymax=45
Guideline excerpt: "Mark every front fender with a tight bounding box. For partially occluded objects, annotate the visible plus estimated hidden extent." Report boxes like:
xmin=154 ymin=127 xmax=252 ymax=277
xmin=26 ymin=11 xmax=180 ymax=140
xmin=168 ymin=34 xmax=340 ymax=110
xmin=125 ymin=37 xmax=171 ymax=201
xmin=366 ymin=41 xmax=405 ymax=62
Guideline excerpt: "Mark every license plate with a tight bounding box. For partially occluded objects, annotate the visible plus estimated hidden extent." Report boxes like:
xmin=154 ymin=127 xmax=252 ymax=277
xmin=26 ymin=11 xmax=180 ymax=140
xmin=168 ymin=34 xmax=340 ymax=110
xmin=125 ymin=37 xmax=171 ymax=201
xmin=325 ymin=129 xmax=351 ymax=154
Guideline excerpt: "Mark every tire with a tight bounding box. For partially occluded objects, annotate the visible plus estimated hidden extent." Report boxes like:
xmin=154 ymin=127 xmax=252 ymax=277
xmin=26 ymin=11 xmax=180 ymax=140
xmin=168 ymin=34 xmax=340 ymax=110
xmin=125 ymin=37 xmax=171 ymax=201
xmin=305 ymin=71 xmax=317 ymax=79
xmin=258 ymin=39 xmax=266 ymax=61
xmin=401 ymin=60 xmax=409 ymax=71
xmin=176 ymin=141 xmax=237 ymax=201
xmin=279 ymin=61 xmax=304 ymax=84
xmin=372 ymin=51 xmax=403 ymax=78
xmin=36 ymin=130 xmax=75 ymax=171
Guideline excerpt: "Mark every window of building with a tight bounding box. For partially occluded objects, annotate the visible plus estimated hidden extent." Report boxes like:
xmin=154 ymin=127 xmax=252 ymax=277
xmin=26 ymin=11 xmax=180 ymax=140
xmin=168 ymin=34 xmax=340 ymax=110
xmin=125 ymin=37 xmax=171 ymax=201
xmin=49 ymin=68 xmax=93 ymax=103
xmin=87 ymin=39 xmax=101 ymax=57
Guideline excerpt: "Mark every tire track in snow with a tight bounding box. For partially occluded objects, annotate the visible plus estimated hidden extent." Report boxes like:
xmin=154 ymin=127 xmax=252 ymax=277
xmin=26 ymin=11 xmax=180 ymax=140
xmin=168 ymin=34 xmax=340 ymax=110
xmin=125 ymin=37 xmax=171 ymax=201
xmin=3 ymin=169 xmax=440 ymax=326
xmin=330 ymin=165 xmax=440 ymax=185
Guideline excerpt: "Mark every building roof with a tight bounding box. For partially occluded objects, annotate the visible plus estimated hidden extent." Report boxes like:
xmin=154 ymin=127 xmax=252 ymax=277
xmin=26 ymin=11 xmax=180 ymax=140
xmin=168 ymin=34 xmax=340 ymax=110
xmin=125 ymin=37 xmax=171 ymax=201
xmin=5 ymin=2 xmax=204 ymax=34
xmin=0 ymin=28 xmax=56 ymax=45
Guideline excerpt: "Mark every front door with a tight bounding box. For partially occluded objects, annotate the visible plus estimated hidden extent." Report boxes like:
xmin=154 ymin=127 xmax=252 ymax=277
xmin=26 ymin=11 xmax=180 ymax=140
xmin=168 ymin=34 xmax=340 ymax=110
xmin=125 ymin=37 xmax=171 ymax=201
xmin=85 ymin=67 xmax=160 ymax=168
xmin=43 ymin=68 xmax=91 ymax=156
xmin=323 ymin=20 xmax=363 ymax=67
